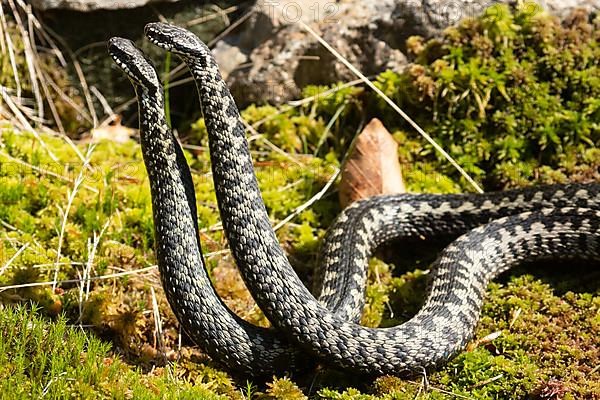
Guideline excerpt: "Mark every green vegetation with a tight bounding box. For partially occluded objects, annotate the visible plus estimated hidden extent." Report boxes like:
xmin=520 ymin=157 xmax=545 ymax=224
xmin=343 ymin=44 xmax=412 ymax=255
xmin=387 ymin=4 xmax=600 ymax=190
xmin=0 ymin=3 xmax=598 ymax=399
xmin=0 ymin=305 xmax=230 ymax=399
xmin=222 ymin=3 xmax=599 ymax=192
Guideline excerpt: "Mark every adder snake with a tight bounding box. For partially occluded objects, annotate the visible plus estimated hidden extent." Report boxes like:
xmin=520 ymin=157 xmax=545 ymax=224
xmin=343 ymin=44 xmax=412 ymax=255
xmin=109 ymin=24 xmax=600 ymax=376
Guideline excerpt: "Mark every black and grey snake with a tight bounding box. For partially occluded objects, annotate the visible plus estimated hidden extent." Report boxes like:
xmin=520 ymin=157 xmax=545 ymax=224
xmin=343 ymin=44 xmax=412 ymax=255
xmin=108 ymin=24 xmax=600 ymax=376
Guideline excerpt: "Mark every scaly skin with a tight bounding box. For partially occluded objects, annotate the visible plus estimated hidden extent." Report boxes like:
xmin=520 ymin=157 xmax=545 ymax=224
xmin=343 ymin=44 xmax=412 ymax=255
xmin=108 ymin=37 xmax=309 ymax=375
xmin=144 ymin=22 xmax=600 ymax=376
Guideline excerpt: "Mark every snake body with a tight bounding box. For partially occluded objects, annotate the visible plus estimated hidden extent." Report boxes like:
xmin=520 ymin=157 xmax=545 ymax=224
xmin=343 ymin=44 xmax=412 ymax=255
xmin=108 ymin=38 xmax=311 ymax=374
xmin=110 ymin=36 xmax=375 ymax=374
xmin=111 ymin=24 xmax=600 ymax=376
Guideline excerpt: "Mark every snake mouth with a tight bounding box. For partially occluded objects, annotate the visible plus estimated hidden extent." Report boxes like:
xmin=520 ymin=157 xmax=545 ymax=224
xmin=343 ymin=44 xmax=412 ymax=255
xmin=145 ymin=22 xmax=207 ymax=57
xmin=108 ymin=37 xmax=160 ymax=91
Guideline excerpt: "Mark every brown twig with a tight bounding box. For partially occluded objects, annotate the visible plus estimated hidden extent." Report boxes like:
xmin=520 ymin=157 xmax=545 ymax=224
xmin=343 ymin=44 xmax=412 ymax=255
xmin=208 ymin=6 xmax=256 ymax=48
xmin=39 ymin=22 xmax=99 ymax=128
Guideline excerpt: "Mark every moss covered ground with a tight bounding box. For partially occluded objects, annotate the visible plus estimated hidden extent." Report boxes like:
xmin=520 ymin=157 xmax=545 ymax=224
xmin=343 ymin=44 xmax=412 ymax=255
xmin=0 ymin=3 xmax=599 ymax=399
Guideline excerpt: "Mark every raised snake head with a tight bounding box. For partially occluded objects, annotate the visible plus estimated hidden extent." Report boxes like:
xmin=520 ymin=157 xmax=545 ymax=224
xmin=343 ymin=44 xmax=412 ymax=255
xmin=108 ymin=37 xmax=160 ymax=91
xmin=145 ymin=22 xmax=210 ymax=58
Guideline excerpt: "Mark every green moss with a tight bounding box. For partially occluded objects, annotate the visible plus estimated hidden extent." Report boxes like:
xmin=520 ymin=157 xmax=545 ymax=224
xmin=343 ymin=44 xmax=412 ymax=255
xmin=373 ymin=3 xmax=600 ymax=190
xmin=261 ymin=377 xmax=307 ymax=400
xmin=214 ymin=4 xmax=599 ymax=193
xmin=0 ymin=304 xmax=226 ymax=399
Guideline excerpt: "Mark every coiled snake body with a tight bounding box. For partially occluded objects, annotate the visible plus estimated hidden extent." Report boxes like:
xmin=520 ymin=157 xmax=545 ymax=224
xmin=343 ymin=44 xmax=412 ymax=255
xmin=110 ymin=24 xmax=600 ymax=376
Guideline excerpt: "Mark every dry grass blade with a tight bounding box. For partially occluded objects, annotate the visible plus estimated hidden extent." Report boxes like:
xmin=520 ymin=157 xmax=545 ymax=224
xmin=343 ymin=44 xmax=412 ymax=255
xmin=250 ymin=77 xmax=370 ymax=132
xmin=35 ymin=61 xmax=65 ymax=134
xmin=51 ymin=145 xmax=95 ymax=290
xmin=286 ymin=77 xmax=369 ymax=108
xmin=0 ymin=108 xmax=14 ymax=125
xmin=468 ymin=374 xmax=504 ymax=389
xmin=7 ymin=0 xmax=43 ymax=119
xmin=150 ymin=286 xmax=165 ymax=357
xmin=40 ymin=23 xmax=99 ymax=128
xmin=0 ymin=265 xmax=158 ymax=292
xmin=0 ymin=149 xmax=98 ymax=192
xmin=314 ymin=103 xmax=345 ymax=156
xmin=41 ymin=68 xmax=93 ymax=124
xmin=0 ymin=217 xmax=19 ymax=233
xmin=7 ymin=0 xmax=98 ymax=167
xmin=0 ymin=246 xmax=227 ymax=293
xmin=0 ymin=88 xmax=33 ymax=130
xmin=164 ymin=60 xmax=187 ymax=81
xmin=207 ymin=6 xmax=256 ymax=48
xmin=405 ymin=379 xmax=476 ymax=399
xmin=33 ymin=262 xmax=85 ymax=269
xmin=0 ymin=2 xmax=72 ymax=162
xmin=40 ymin=124 xmax=88 ymax=166
xmin=72 ymin=58 xmax=97 ymax=127
xmin=78 ymin=220 xmax=110 ymax=321
xmin=112 ymin=96 xmax=137 ymax=115
xmin=241 ymin=119 xmax=305 ymax=166
xmin=291 ymin=17 xmax=484 ymax=193
xmin=164 ymin=76 xmax=195 ymax=90
xmin=0 ymin=2 xmax=22 ymax=97
xmin=90 ymin=85 xmax=115 ymax=122
xmin=23 ymin=5 xmax=88 ymax=159
xmin=186 ymin=4 xmax=239 ymax=27
xmin=0 ymin=87 xmax=60 ymax=161
xmin=0 ymin=242 xmax=30 ymax=276
xmin=22 ymin=0 xmax=66 ymax=67
xmin=273 ymin=168 xmax=339 ymax=231
xmin=0 ymin=3 xmax=5 ymax=55
xmin=77 ymin=237 xmax=93 ymax=321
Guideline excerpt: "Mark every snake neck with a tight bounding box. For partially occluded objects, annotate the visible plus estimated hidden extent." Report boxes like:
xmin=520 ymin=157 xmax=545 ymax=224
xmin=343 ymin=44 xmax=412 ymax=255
xmin=185 ymin=55 xmax=246 ymax=144
xmin=184 ymin=53 xmax=313 ymax=324
xmin=134 ymin=85 xmax=202 ymax=271
xmin=136 ymin=86 xmax=169 ymax=149
xmin=184 ymin=55 xmax=275 ymax=236
xmin=133 ymin=80 xmax=310 ymax=374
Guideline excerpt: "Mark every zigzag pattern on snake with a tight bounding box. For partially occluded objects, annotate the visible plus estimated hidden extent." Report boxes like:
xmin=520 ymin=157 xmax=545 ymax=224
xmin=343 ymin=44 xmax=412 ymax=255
xmin=110 ymin=24 xmax=600 ymax=376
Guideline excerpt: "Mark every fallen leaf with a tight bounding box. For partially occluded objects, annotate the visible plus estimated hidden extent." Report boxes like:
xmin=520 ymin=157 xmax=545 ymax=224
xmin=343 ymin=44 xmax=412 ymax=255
xmin=339 ymin=118 xmax=405 ymax=208
xmin=85 ymin=115 xmax=134 ymax=144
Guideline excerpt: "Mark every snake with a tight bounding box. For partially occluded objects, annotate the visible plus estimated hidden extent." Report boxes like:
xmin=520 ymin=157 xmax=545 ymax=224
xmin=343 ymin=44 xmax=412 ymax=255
xmin=111 ymin=23 xmax=600 ymax=376
xmin=109 ymin=36 xmax=383 ymax=374
xmin=108 ymin=37 xmax=321 ymax=375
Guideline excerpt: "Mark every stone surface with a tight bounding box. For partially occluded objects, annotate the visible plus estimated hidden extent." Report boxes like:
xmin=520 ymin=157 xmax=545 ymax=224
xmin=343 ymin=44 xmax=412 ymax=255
xmin=212 ymin=40 xmax=249 ymax=81
xmin=30 ymin=0 xmax=600 ymax=115
xmin=389 ymin=0 xmax=600 ymax=39
xmin=226 ymin=1 xmax=409 ymax=105
xmin=217 ymin=0 xmax=600 ymax=105
xmin=30 ymin=0 xmax=181 ymax=11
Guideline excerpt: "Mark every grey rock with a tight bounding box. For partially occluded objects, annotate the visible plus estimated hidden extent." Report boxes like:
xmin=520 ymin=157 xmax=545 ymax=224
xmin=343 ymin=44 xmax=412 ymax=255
xmin=213 ymin=40 xmax=249 ymax=80
xmin=390 ymin=0 xmax=600 ymax=39
xmin=219 ymin=0 xmax=600 ymax=105
xmin=226 ymin=1 xmax=409 ymax=105
xmin=30 ymin=0 xmax=181 ymax=12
